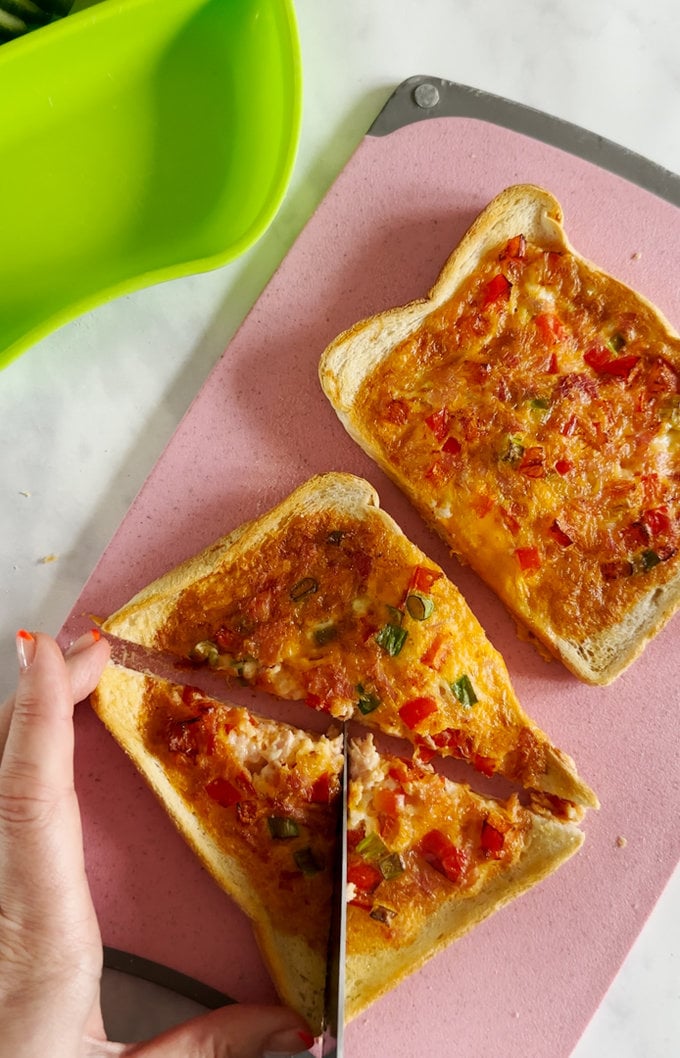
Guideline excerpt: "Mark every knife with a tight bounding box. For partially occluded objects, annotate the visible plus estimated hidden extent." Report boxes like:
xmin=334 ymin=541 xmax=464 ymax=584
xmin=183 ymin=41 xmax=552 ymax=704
xmin=320 ymin=724 xmax=348 ymax=1058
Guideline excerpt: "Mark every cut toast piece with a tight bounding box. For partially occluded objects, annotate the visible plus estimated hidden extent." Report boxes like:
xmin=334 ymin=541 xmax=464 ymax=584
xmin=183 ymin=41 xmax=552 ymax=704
xmin=90 ymin=665 xmax=586 ymax=1027
xmin=90 ymin=663 xmax=343 ymax=1033
xmin=319 ymin=184 xmax=680 ymax=685
xmin=101 ymin=472 xmax=597 ymax=809
xmin=345 ymin=735 xmax=584 ymax=1019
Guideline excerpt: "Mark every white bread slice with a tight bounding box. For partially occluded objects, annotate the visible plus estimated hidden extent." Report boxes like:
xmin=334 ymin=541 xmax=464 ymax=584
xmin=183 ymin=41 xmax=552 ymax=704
xmin=90 ymin=663 xmax=342 ymax=1033
xmin=101 ymin=472 xmax=597 ymax=809
xmin=345 ymin=735 xmax=584 ymax=1020
xmin=319 ymin=184 xmax=680 ymax=685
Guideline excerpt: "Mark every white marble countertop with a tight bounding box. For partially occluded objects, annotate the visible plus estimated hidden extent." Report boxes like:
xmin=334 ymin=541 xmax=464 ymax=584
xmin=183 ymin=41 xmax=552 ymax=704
xmin=1 ymin=1 xmax=679 ymax=1055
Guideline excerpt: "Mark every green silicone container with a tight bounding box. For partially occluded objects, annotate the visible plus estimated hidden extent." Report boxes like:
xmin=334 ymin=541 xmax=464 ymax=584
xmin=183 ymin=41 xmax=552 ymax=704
xmin=0 ymin=0 xmax=301 ymax=369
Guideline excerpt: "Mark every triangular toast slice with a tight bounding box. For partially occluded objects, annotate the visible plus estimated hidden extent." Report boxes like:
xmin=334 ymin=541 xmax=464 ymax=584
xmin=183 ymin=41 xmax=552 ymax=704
xmin=345 ymin=735 xmax=583 ymax=1019
xmin=90 ymin=665 xmax=585 ymax=1028
xmin=90 ymin=663 xmax=344 ymax=1034
xmin=101 ymin=472 xmax=597 ymax=810
xmin=319 ymin=184 xmax=680 ymax=685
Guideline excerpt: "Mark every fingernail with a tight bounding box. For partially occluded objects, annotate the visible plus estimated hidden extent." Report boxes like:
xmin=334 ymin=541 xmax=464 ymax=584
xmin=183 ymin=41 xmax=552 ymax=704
xmin=16 ymin=629 xmax=37 ymax=672
xmin=262 ymin=1026 xmax=316 ymax=1056
xmin=65 ymin=628 xmax=101 ymax=657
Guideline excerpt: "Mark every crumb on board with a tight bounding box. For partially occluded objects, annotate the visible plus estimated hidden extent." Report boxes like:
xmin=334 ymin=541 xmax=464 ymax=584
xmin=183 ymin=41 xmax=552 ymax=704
xmin=616 ymin=835 xmax=627 ymax=848
xmin=37 ymin=553 xmax=59 ymax=565
xmin=630 ymin=251 xmax=642 ymax=260
xmin=18 ymin=490 xmax=31 ymax=497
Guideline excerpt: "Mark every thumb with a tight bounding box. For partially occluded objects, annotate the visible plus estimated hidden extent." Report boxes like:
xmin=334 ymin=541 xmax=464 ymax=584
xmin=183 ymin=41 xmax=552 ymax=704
xmin=121 ymin=1004 xmax=315 ymax=1058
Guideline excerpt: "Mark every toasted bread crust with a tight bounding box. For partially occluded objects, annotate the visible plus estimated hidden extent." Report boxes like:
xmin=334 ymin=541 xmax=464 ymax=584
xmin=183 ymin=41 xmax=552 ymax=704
xmin=90 ymin=663 xmax=331 ymax=1032
xmin=319 ymin=184 xmax=680 ymax=684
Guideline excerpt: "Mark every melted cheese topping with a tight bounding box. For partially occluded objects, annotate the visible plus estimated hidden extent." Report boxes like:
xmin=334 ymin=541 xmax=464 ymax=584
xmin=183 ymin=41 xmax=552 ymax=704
xmin=354 ymin=239 xmax=680 ymax=644
xmin=157 ymin=509 xmax=551 ymax=791
xmin=143 ymin=680 xmax=343 ymax=949
xmin=347 ymin=736 xmax=531 ymax=952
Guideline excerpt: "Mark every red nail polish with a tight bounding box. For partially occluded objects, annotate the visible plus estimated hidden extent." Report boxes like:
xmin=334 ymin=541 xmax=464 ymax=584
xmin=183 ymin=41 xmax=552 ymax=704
xmin=297 ymin=1030 xmax=315 ymax=1049
xmin=16 ymin=629 xmax=36 ymax=672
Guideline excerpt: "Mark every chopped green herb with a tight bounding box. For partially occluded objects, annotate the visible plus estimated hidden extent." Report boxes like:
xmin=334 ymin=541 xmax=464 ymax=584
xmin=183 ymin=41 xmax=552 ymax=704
xmin=357 ymin=832 xmax=389 ymax=861
xmin=313 ymin=623 xmax=337 ymax=646
xmin=267 ymin=816 xmax=300 ymax=840
xmin=290 ymin=577 xmax=318 ymax=601
xmin=451 ymin=674 xmax=478 ymax=708
xmin=502 ymin=436 xmax=525 ymax=467
xmin=406 ymin=592 xmax=434 ymax=621
xmin=379 ymin=852 xmax=406 ymax=881
xmin=327 ymin=530 xmax=344 ymax=545
xmin=190 ymin=640 xmax=219 ymax=666
xmin=606 ymin=332 xmax=626 ymax=354
xmin=640 ymin=549 xmax=661 ymax=571
xmin=357 ymin=684 xmax=381 ymax=715
xmin=376 ymin=623 xmax=408 ymax=657
xmin=294 ymin=846 xmax=324 ymax=875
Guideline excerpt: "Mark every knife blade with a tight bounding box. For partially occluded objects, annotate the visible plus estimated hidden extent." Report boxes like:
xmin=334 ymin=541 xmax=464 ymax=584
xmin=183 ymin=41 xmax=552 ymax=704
xmin=320 ymin=725 xmax=348 ymax=1058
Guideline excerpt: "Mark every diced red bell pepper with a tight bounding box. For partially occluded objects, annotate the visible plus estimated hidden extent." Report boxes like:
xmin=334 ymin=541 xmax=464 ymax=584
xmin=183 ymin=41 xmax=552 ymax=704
xmin=473 ymin=754 xmax=496 ymax=778
xmin=347 ymin=824 xmax=366 ymax=851
xmin=385 ymin=398 xmax=410 ymax=425
xmin=310 ymin=772 xmax=332 ymax=804
xmin=419 ymin=829 xmax=468 ymax=883
xmin=549 ymin=520 xmax=574 ymax=547
xmin=534 ymin=312 xmax=567 ymax=344
xmin=399 ymin=696 xmax=438 ymax=730
xmin=348 ymin=861 xmax=382 ymax=893
xmin=515 ymin=547 xmax=541 ymax=572
xmin=555 ymin=458 xmax=574 ymax=475
xmin=419 ymin=634 xmax=450 ymax=671
xmin=480 ymin=820 xmax=505 ymax=855
xmin=501 ymin=234 xmax=527 ymax=261
xmin=518 ymin=446 xmax=545 ymax=478
xmin=441 ymin=435 xmax=462 ymax=456
xmin=424 ymin=408 xmax=450 ymax=442
xmin=584 ymin=345 xmax=639 ymax=379
xmin=643 ymin=506 xmax=671 ymax=536
xmin=205 ymin=777 xmax=242 ymax=808
xmin=414 ymin=741 xmax=437 ymax=764
xmin=411 ymin=565 xmax=443 ymax=593
xmin=481 ymin=273 xmax=511 ymax=309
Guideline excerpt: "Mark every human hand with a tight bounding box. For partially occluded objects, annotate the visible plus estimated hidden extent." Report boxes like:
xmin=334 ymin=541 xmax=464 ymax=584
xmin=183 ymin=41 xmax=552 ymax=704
xmin=0 ymin=631 xmax=314 ymax=1058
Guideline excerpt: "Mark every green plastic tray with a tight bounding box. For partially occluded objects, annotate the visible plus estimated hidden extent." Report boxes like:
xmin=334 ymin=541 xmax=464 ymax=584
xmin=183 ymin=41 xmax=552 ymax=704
xmin=0 ymin=0 xmax=301 ymax=369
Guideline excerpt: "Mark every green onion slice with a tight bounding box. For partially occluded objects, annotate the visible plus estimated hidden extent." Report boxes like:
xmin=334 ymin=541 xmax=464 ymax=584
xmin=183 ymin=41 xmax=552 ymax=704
xmin=290 ymin=577 xmax=318 ymax=601
xmin=406 ymin=592 xmax=434 ymax=621
xmin=313 ymin=623 xmax=337 ymax=646
xmin=640 ymin=549 xmax=661 ymax=571
xmin=294 ymin=846 xmax=324 ymax=875
xmin=267 ymin=816 xmax=300 ymax=840
xmin=357 ymin=684 xmax=381 ymax=715
xmin=190 ymin=640 xmax=219 ymax=665
xmin=356 ymin=832 xmax=389 ymax=862
xmin=375 ymin=623 xmax=408 ymax=657
xmin=451 ymin=674 xmax=478 ymax=708
xmin=379 ymin=852 xmax=406 ymax=881
xmin=502 ymin=436 xmax=524 ymax=466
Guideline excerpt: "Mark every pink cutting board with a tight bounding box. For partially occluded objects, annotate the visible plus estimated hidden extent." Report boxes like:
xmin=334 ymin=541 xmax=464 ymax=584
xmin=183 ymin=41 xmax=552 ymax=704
xmin=61 ymin=84 xmax=680 ymax=1058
